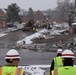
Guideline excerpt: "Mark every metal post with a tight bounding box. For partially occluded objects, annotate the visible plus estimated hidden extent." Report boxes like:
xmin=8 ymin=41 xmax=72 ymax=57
xmin=75 ymin=0 xmax=76 ymax=8
xmin=72 ymin=25 xmax=74 ymax=51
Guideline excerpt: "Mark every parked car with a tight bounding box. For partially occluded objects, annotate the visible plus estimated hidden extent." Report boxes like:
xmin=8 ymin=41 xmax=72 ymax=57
xmin=21 ymin=26 xmax=32 ymax=31
xmin=7 ymin=22 xmax=13 ymax=27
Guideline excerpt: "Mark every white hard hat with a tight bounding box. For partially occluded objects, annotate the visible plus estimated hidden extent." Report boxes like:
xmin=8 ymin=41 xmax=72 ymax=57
xmin=62 ymin=49 xmax=75 ymax=58
xmin=57 ymin=49 xmax=62 ymax=53
xmin=5 ymin=49 xmax=21 ymax=59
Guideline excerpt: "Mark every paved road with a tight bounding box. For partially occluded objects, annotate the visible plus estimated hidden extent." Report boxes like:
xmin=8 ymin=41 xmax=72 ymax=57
xmin=0 ymin=29 xmax=56 ymax=65
xmin=0 ymin=29 xmax=76 ymax=75
xmin=0 ymin=29 xmax=76 ymax=66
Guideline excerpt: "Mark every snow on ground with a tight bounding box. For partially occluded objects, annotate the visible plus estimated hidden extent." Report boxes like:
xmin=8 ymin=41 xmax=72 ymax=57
xmin=17 ymin=28 xmax=51 ymax=45
xmin=21 ymin=29 xmax=47 ymax=44
xmin=0 ymin=33 xmax=7 ymax=37
xmin=0 ymin=24 xmax=70 ymax=75
xmin=19 ymin=65 xmax=50 ymax=75
xmin=18 ymin=65 xmax=76 ymax=75
xmin=0 ymin=29 xmax=51 ymax=75
xmin=17 ymin=27 xmax=69 ymax=45
xmin=0 ymin=26 xmax=69 ymax=48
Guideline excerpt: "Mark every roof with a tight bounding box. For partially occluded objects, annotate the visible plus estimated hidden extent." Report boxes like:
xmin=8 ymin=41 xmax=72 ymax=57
xmin=0 ymin=8 xmax=6 ymax=17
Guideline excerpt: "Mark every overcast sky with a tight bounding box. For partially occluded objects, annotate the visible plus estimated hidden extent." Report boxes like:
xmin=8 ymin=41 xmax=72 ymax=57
xmin=0 ymin=0 xmax=57 ymax=11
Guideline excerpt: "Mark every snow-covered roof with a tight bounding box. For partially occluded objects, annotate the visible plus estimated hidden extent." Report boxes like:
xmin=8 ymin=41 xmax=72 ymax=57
xmin=1 ymin=8 xmax=6 ymax=14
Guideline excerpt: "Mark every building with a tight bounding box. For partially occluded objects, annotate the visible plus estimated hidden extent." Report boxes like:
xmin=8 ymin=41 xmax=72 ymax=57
xmin=0 ymin=9 xmax=6 ymax=29
xmin=34 ymin=10 xmax=45 ymax=21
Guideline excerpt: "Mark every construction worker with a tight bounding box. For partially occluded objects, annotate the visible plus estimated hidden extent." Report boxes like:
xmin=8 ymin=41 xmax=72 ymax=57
xmin=57 ymin=40 xmax=62 ymax=48
xmin=51 ymin=49 xmax=76 ymax=75
xmin=0 ymin=49 xmax=31 ymax=75
xmin=50 ymin=49 xmax=63 ymax=72
xmin=32 ymin=25 xmax=36 ymax=33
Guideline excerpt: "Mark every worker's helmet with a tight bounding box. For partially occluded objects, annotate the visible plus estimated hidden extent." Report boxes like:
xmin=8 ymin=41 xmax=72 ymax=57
xmin=62 ymin=49 xmax=75 ymax=58
xmin=5 ymin=49 xmax=21 ymax=59
xmin=57 ymin=49 xmax=62 ymax=53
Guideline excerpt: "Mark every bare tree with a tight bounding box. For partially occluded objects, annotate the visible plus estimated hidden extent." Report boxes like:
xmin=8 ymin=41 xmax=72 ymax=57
xmin=56 ymin=0 xmax=75 ymax=26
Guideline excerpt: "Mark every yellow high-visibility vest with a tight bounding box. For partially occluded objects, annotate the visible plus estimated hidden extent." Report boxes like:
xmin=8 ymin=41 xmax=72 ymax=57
xmin=0 ymin=66 xmax=24 ymax=75
xmin=52 ymin=66 xmax=76 ymax=75
xmin=54 ymin=56 xmax=63 ymax=70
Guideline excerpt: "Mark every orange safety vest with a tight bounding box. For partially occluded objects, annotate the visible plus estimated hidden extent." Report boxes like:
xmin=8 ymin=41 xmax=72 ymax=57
xmin=0 ymin=66 xmax=24 ymax=75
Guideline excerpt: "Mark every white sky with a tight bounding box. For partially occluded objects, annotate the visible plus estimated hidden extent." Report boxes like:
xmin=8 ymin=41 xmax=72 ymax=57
xmin=0 ymin=0 xmax=57 ymax=11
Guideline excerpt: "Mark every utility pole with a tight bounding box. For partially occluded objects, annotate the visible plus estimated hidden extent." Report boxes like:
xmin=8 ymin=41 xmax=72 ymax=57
xmin=72 ymin=0 xmax=76 ymax=52
xmin=75 ymin=0 xmax=76 ymax=8
xmin=71 ymin=0 xmax=76 ymax=52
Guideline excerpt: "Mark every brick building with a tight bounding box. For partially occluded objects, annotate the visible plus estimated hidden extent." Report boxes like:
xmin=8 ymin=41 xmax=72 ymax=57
xmin=34 ymin=10 xmax=45 ymax=21
xmin=0 ymin=9 xmax=6 ymax=29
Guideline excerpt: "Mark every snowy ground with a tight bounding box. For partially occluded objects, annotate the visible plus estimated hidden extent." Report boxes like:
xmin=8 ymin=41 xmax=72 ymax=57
xmin=0 ymin=30 xmax=51 ymax=75
xmin=17 ymin=27 xmax=69 ymax=46
xmin=19 ymin=65 xmax=76 ymax=75
xmin=19 ymin=65 xmax=50 ymax=75
xmin=0 ymin=33 xmax=7 ymax=37
xmin=0 ymin=23 xmax=71 ymax=75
